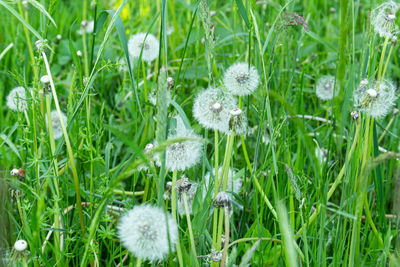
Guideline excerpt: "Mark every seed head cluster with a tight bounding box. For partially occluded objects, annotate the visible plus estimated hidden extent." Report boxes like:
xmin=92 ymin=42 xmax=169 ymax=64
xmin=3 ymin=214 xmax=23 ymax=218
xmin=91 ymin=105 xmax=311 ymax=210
xmin=6 ymin=87 xmax=30 ymax=112
xmin=128 ymin=33 xmax=159 ymax=63
xmin=315 ymin=75 xmax=338 ymax=100
xmin=46 ymin=110 xmax=67 ymax=140
xmin=371 ymin=1 xmax=400 ymax=38
xmin=223 ymin=62 xmax=259 ymax=96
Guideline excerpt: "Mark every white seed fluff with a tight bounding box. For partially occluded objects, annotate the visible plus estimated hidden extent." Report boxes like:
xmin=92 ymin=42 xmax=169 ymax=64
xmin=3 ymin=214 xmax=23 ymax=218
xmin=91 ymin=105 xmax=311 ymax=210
xmin=13 ymin=240 xmax=27 ymax=252
xmin=177 ymin=182 xmax=198 ymax=215
xmin=193 ymin=87 xmax=237 ymax=133
xmin=223 ymin=62 xmax=260 ymax=96
xmin=77 ymin=20 xmax=94 ymax=35
xmin=353 ymin=79 xmax=397 ymax=118
xmin=46 ymin=110 xmax=67 ymax=140
xmin=6 ymin=87 xmax=30 ymax=112
xmin=128 ymin=33 xmax=160 ymax=63
xmin=371 ymin=1 xmax=400 ymax=38
xmin=203 ymin=167 xmax=242 ymax=199
xmin=315 ymin=75 xmax=338 ymax=100
xmin=228 ymin=108 xmax=248 ymax=135
xmin=117 ymin=205 xmax=178 ymax=262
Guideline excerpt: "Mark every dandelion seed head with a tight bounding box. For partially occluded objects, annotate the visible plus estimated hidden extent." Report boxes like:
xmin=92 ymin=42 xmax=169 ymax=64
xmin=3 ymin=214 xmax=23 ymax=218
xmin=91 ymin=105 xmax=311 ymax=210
xmin=40 ymin=75 xmax=51 ymax=85
xmin=371 ymin=1 xmax=400 ymax=38
xmin=128 ymin=33 xmax=159 ymax=63
xmin=13 ymin=240 xmax=27 ymax=252
xmin=6 ymin=87 xmax=30 ymax=112
xmin=228 ymin=108 xmax=248 ymax=135
xmin=46 ymin=110 xmax=67 ymax=140
xmin=117 ymin=204 xmax=178 ymax=262
xmin=177 ymin=180 xmax=198 ymax=215
xmin=213 ymin=191 xmax=231 ymax=208
xmin=77 ymin=20 xmax=94 ymax=35
xmin=223 ymin=62 xmax=259 ymax=96
xmin=316 ymin=75 xmax=338 ymax=100
xmin=353 ymin=79 xmax=397 ymax=118
xmin=193 ymin=87 xmax=237 ymax=133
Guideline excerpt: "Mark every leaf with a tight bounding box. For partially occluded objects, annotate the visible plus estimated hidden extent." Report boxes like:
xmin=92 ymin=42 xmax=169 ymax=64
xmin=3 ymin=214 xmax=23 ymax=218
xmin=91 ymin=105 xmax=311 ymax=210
xmin=0 ymin=0 xmax=43 ymax=41
xmin=0 ymin=133 xmax=21 ymax=160
xmin=27 ymin=0 xmax=57 ymax=27
xmin=234 ymin=0 xmax=250 ymax=28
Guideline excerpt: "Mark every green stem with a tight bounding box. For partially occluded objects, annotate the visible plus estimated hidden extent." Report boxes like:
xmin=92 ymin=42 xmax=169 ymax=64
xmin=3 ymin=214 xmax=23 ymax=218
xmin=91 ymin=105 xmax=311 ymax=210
xmin=135 ymin=257 xmax=142 ymax=267
xmin=183 ymin=193 xmax=200 ymax=267
xmin=363 ymin=196 xmax=384 ymax=246
xmin=377 ymin=36 xmax=389 ymax=82
xmin=221 ymin=207 xmax=230 ymax=267
xmin=381 ymin=42 xmax=394 ymax=80
xmin=171 ymin=170 xmax=184 ymax=267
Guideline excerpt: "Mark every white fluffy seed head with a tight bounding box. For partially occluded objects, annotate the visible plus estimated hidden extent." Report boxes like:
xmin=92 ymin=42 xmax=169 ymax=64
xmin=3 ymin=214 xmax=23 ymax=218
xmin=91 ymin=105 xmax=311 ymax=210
xmin=156 ymin=117 xmax=203 ymax=171
xmin=315 ymin=75 xmax=338 ymax=100
xmin=6 ymin=87 xmax=31 ymax=112
xmin=117 ymin=205 xmax=178 ymax=262
xmin=13 ymin=240 xmax=27 ymax=252
xmin=228 ymin=108 xmax=248 ymax=135
xmin=203 ymin=167 xmax=242 ymax=199
xmin=353 ymin=79 xmax=397 ymax=118
xmin=193 ymin=87 xmax=237 ymax=133
xmin=40 ymin=75 xmax=51 ymax=85
xmin=128 ymin=33 xmax=160 ymax=63
xmin=10 ymin=169 xmax=20 ymax=176
xmin=371 ymin=1 xmax=400 ymax=38
xmin=46 ymin=110 xmax=67 ymax=140
xmin=77 ymin=20 xmax=94 ymax=35
xmin=223 ymin=62 xmax=259 ymax=96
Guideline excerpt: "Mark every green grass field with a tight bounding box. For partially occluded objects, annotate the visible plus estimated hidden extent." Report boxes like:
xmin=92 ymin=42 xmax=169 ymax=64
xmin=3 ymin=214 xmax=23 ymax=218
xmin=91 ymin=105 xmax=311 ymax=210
xmin=1 ymin=0 xmax=400 ymax=266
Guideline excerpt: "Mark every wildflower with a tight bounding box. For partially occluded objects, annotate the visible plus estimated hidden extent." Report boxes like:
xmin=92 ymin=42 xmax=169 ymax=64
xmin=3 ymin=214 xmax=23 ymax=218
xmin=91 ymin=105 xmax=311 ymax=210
xmin=77 ymin=50 xmax=82 ymax=57
xmin=117 ymin=204 xmax=178 ymax=262
xmin=156 ymin=117 xmax=203 ymax=171
xmin=371 ymin=1 xmax=400 ymax=38
xmin=203 ymin=167 xmax=242 ymax=198
xmin=6 ymin=87 xmax=31 ymax=112
xmin=193 ymin=87 xmax=237 ymax=133
xmin=213 ymin=192 xmax=231 ymax=209
xmin=77 ymin=20 xmax=94 ymax=35
xmin=353 ymin=79 xmax=397 ymax=118
xmin=46 ymin=110 xmax=67 ymax=140
xmin=13 ymin=240 xmax=27 ymax=252
xmin=223 ymin=62 xmax=259 ymax=96
xmin=228 ymin=108 xmax=248 ymax=135
xmin=282 ymin=12 xmax=309 ymax=32
xmin=315 ymin=75 xmax=338 ymax=100
xmin=128 ymin=33 xmax=159 ymax=63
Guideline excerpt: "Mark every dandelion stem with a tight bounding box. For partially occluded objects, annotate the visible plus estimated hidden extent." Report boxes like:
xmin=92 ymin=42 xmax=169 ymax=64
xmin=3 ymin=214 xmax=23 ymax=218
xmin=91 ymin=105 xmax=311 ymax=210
xmin=135 ymin=257 xmax=142 ymax=267
xmin=221 ymin=207 xmax=230 ymax=267
xmin=182 ymin=193 xmax=200 ymax=267
xmin=171 ymin=170 xmax=184 ymax=267
xmin=381 ymin=41 xmax=394 ymax=80
xmin=212 ymin=130 xmax=219 ymax=249
xmin=377 ymin=36 xmax=389 ymax=82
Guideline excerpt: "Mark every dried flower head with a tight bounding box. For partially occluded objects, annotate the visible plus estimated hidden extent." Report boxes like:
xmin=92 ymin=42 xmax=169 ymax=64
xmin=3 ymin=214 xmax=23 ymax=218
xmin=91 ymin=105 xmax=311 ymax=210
xmin=156 ymin=117 xmax=203 ymax=171
xmin=228 ymin=108 xmax=248 ymax=135
xmin=315 ymin=75 xmax=338 ymax=100
xmin=204 ymin=167 xmax=242 ymax=199
xmin=193 ymin=87 xmax=237 ymax=133
xmin=6 ymin=87 xmax=31 ymax=112
xmin=46 ymin=110 xmax=67 ymax=140
xmin=177 ymin=178 xmax=198 ymax=215
xmin=128 ymin=33 xmax=160 ymax=63
xmin=117 ymin=204 xmax=178 ymax=262
xmin=371 ymin=1 xmax=400 ymax=38
xmin=77 ymin=20 xmax=94 ymax=35
xmin=223 ymin=62 xmax=259 ymax=96
xmin=213 ymin=191 xmax=231 ymax=208
xmin=353 ymin=79 xmax=397 ymax=118
xmin=282 ymin=12 xmax=309 ymax=32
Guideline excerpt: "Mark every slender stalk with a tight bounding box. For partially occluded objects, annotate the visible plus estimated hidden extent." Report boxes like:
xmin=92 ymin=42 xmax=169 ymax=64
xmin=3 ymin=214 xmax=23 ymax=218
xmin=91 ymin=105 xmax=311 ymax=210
xmin=171 ymin=170 xmax=184 ymax=267
xmin=377 ymin=36 xmax=389 ymax=82
xmin=211 ymin=130 xmax=219 ymax=249
xmin=221 ymin=207 xmax=230 ymax=267
xmin=182 ymin=193 xmax=200 ymax=267
xmin=41 ymin=51 xmax=86 ymax=232
xmin=135 ymin=257 xmax=142 ymax=267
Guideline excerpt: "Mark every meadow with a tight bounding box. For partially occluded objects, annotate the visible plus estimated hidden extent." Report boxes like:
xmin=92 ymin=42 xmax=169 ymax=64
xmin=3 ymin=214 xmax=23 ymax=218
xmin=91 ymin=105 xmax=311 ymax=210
xmin=1 ymin=0 xmax=400 ymax=266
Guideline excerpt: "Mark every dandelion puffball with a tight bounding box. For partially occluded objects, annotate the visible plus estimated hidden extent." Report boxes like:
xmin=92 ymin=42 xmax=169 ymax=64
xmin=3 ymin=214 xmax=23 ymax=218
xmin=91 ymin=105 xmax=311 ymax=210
xmin=128 ymin=33 xmax=159 ymax=63
xmin=77 ymin=20 xmax=94 ymax=35
xmin=315 ymin=75 xmax=338 ymax=100
xmin=156 ymin=117 xmax=203 ymax=171
xmin=193 ymin=87 xmax=237 ymax=133
xmin=223 ymin=62 xmax=259 ymax=96
xmin=13 ymin=240 xmax=28 ymax=252
xmin=371 ymin=1 xmax=400 ymax=38
xmin=117 ymin=204 xmax=178 ymax=262
xmin=46 ymin=110 xmax=67 ymax=140
xmin=353 ymin=79 xmax=397 ymax=118
xmin=6 ymin=87 xmax=30 ymax=112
